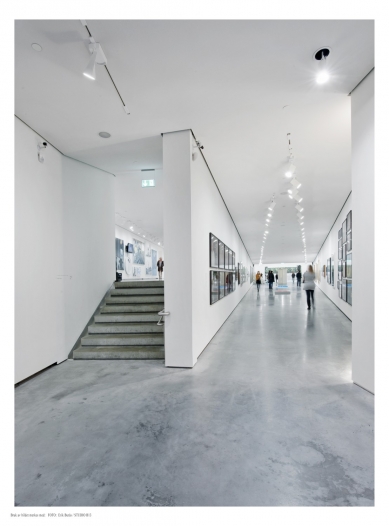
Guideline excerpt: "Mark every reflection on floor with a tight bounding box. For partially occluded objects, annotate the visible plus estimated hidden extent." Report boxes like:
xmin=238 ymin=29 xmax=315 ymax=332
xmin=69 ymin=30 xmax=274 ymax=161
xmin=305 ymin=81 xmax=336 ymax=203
xmin=15 ymin=282 xmax=374 ymax=506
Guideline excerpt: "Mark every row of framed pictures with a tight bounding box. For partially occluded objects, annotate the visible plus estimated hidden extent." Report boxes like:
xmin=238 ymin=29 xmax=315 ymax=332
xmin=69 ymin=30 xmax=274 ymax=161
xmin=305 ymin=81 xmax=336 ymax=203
xmin=338 ymin=210 xmax=352 ymax=260
xmin=210 ymin=271 xmax=236 ymax=304
xmin=338 ymin=278 xmax=352 ymax=305
xmin=210 ymin=233 xmax=235 ymax=270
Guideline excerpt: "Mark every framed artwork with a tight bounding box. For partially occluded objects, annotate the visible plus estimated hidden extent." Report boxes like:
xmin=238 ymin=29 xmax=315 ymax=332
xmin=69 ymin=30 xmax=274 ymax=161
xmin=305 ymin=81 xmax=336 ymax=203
xmin=338 ymin=260 xmax=342 ymax=280
xmin=133 ymin=239 xmax=145 ymax=265
xmin=338 ymin=228 xmax=342 ymax=240
xmin=132 ymin=266 xmax=142 ymax=277
xmin=331 ymin=261 xmax=334 ymax=286
xmin=224 ymin=272 xmax=230 ymax=296
xmin=347 ymin=210 xmax=352 ymax=233
xmin=347 ymin=231 xmax=352 ymax=252
xmin=219 ymin=271 xmax=225 ymax=298
xmin=327 ymin=258 xmax=331 ymax=284
xmin=218 ymin=241 xmax=225 ymax=269
xmin=338 ymin=281 xmax=342 ymax=298
xmin=346 ymin=253 xmax=352 ymax=278
xmin=232 ymin=252 xmax=235 ymax=269
xmin=115 ymin=238 xmax=124 ymax=270
xmin=210 ymin=271 xmax=219 ymax=305
xmin=342 ymin=243 xmax=347 ymax=260
xmin=238 ymin=263 xmax=241 ymax=285
xmin=338 ymin=247 xmax=342 ymax=260
xmin=225 ymin=245 xmax=229 ymax=271
xmin=342 ymin=278 xmax=347 ymax=301
xmin=233 ymin=273 xmax=236 ymax=291
xmin=228 ymin=249 xmax=233 ymax=270
xmin=337 ymin=280 xmax=340 ymax=290
xmin=346 ymin=279 xmax=352 ymax=305
xmin=342 ymin=220 xmax=347 ymax=242
xmin=210 ymin=233 xmax=219 ymax=268
xmin=342 ymin=260 xmax=346 ymax=278
xmin=127 ymin=243 xmax=134 ymax=253
xmin=323 ymin=264 xmax=326 ymax=277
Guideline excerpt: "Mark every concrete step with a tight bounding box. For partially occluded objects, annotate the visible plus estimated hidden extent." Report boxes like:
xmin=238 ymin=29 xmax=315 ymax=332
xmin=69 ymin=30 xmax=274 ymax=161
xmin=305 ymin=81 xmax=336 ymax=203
xmin=106 ymin=296 xmax=163 ymax=304
xmin=81 ymin=333 xmax=164 ymax=346
xmin=88 ymin=323 xmax=163 ymax=334
xmin=110 ymin=288 xmax=164 ymax=296
xmin=100 ymin=304 xmax=164 ymax=313
xmin=73 ymin=345 xmax=164 ymax=360
xmin=95 ymin=313 xmax=160 ymax=323
xmin=114 ymin=280 xmax=164 ymax=289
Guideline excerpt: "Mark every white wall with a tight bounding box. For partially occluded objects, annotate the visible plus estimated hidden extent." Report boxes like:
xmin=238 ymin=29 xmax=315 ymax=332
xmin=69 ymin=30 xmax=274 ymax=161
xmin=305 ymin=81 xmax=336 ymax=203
xmin=313 ymin=193 xmax=352 ymax=320
xmin=115 ymin=224 xmax=164 ymax=279
xmin=163 ymin=130 xmax=253 ymax=367
xmin=254 ymin=262 xmax=305 ymax=279
xmin=351 ymin=70 xmax=374 ymax=393
xmin=15 ymin=118 xmax=115 ymax=383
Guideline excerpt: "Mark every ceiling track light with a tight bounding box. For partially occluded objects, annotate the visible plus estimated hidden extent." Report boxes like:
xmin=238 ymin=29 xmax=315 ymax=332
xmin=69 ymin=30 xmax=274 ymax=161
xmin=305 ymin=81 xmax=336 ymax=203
xmin=295 ymin=205 xmax=304 ymax=213
xmin=83 ymin=38 xmax=107 ymax=80
xmin=314 ymin=47 xmax=331 ymax=85
xmin=291 ymin=178 xmax=302 ymax=189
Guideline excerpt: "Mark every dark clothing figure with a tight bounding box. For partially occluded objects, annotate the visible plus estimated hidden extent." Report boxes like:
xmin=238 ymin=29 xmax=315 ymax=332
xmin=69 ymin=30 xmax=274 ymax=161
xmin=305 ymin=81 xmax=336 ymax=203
xmin=292 ymin=272 xmax=295 ymax=284
xmin=275 ymin=273 xmax=278 ymax=283
xmin=268 ymin=271 xmax=275 ymax=289
xmin=306 ymin=290 xmax=314 ymax=309
xmin=157 ymin=259 xmax=164 ymax=280
xmin=296 ymin=271 xmax=302 ymax=287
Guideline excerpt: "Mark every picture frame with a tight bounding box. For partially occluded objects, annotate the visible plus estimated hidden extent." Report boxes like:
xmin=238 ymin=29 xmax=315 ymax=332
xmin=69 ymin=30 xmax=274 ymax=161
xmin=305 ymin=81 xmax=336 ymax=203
xmin=338 ymin=281 xmax=342 ymax=298
xmin=346 ymin=279 xmax=352 ymax=305
xmin=338 ymin=260 xmax=342 ymax=280
xmin=342 ymin=219 xmax=347 ymax=242
xmin=331 ymin=260 xmax=334 ymax=286
xmin=210 ymin=270 xmax=219 ymax=305
xmin=210 ymin=233 xmax=219 ymax=268
xmin=347 ymin=231 xmax=352 ymax=252
xmin=219 ymin=271 xmax=225 ymax=298
xmin=338 ymin=228 xmax=342 ymax=240
xmin=232 ymin=251 xmax=235 ymax=269
xmin=327 ymin=258 xmax=331 ymax=284
xmin=225 ymin=245 xmax=229 ymax=271
xmin=218 ymin=241 xmax=225 ymax=269
xmin=342 ymin=278 xmax=347 ymax=301
xmin=347 ymin=210 xmax=352 ymax=233
xmin=228 ymin=248 xmax=233 ymax=270
xmin=346 ymin=253 xmax=352 ymax=279
xmin=342 ymin=243 xmax=347 ymax=260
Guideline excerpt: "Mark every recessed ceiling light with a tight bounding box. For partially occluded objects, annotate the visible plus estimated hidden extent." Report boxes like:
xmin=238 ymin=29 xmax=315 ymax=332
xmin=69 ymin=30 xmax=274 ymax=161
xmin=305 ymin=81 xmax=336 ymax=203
xmin=99 ymin=132 xmax=111 ymax=138
xmin=31 ymin=43 xmax=42 ymax=52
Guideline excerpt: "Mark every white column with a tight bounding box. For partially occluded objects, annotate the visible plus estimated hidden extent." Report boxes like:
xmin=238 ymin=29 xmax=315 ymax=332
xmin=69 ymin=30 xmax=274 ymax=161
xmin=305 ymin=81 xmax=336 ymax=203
xmin=163 ymin=130 xmax=196 ymax=367
xmin=351 ymin=70 xmax=374 ymax=393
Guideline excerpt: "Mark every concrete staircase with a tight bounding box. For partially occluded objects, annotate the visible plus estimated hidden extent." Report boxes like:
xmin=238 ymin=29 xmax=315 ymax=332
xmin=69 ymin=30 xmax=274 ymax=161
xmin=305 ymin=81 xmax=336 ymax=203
xmin=73 ymin=280 xmax=165 ymax=360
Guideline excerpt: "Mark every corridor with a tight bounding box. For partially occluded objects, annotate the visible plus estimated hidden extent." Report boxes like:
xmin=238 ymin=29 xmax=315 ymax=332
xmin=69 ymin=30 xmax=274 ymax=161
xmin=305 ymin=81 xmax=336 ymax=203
xmin=15 ymin=283 xmax=374 ymax=506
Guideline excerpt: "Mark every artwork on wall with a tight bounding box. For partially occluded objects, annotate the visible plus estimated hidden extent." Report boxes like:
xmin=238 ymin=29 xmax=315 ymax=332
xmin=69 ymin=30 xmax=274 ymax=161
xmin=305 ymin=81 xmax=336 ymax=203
xmin=347 ymin=210 xmax=352 ymax=233
xmin=219 ymin=241 xmax=225 ymax=269
xmin=151 ymin=249 xmax=157 ymax=276
xmin=338 ymin=260 xmax=342 ymax=280
xmin=219 ymin=271 xmax=225 ymax=299
xmin=233 ymin=273 xmax=236 ymax=291
xmin=133 ymin=239 xmax=145 ymax=265
xmin=228 ymin=248 xmax=233 ymax=271
xmin=146 ymin=244 xmax=151 ymax=257
xmin=115 ymin=238 xmax=124 ymax=270
xmin=338 ymin=281 xmax=342 ymax=298
xmin=145 ymin=266 xmax=153 ymax=275
xmin=327 ymin=258 xmax=331 ymax=284
xmin=342 ymin=278 xmax=347 ymax=301
xmin=232 ymin=252 xmax=235 ymax=269
xmin=346 ymin=279 xmax=352 ymax=305
xmin=225 ymin=245 xmax=229 ymax=271
xmin=331 ymin=259 xmax=335 ymax=287
xmin=323 ymin=265 xmax=326 ymax=277
xmin=338 ymin=228 xmax=342 ymax=239
xmin=347 ymin=231 xmax=352 ymax=252
xmin=238 ymin=263 xmax=241 ymax=284
xmin=342 ymin=220 xmax=347 ymax=243
xmin=132 ymin=266 xmax=142 ymax=277
xmin=210 ymin=271 xmax=219 ymax=305
xmin=127 ymin=243 xmax=134 ymax=253
xmin=210 ymin=234 xmax=219 ymax=268
xmin=338 ymin=237 xmax=343 ymax=260
xmin=346 ymin=253 xmax=352 ymax=279
xmin=342 ymin=243 xmax=347 ymax=260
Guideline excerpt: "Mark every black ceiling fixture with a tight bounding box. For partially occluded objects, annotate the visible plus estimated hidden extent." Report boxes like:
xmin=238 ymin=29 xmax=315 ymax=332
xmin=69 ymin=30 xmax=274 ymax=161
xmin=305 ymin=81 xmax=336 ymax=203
xmin=314 ymin=48 xmax=330 ymax=61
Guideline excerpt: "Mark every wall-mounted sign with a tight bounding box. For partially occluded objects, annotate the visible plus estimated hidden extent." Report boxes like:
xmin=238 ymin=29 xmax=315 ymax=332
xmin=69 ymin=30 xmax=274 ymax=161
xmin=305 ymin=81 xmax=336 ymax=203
xmin=142 ymin=180 xmax=155 ymax=187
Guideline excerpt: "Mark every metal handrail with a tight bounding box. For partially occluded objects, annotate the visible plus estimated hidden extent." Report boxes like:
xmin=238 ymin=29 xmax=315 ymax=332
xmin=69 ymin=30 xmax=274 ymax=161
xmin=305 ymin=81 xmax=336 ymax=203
xmin=157 ymin=310 xmax=170 ymax=326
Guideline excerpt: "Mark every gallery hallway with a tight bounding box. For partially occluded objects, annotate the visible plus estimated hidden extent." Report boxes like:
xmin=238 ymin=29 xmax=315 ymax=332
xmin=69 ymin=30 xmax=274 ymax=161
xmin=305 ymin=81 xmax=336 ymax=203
xmin=15 ymin=283 xmax=374 ymax=506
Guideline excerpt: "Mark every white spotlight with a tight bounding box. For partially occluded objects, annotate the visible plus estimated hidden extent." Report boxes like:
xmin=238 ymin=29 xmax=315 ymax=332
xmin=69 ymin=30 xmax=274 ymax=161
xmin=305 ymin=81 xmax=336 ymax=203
xmin=267 ymin=213 xmax=272 ymax=217
xmin=83 ymin=40 xmax=107 ymax=80
xmin=295 ymin=205 xmax=304 ymax=212
xmin=268 ymin=202 xmax=276 ymax=211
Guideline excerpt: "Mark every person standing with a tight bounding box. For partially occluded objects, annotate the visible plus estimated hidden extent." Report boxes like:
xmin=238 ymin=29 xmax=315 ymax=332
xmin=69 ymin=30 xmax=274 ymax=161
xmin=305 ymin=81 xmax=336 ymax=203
xmin=275 ymin=273 xmax=278 ymax=284
xmin=292 ymin=272 xmax=295 ymax=284
xmin=296 ymin=269 xmax=302 ymax=287
xmin=303 ymin=265 xmax=316 ymax=309
xmin=157 ymin=257 xmax=164 ymax=280
xmin=255 ymin=271 xmax=261 ymax=291
xmin=268 ymin=270 xmax=275 ymax=289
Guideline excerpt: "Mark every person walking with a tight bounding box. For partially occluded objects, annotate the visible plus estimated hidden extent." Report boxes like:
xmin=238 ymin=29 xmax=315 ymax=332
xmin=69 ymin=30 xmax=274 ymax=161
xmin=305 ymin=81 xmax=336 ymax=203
xmin=303 ymin=264 xmax=316 ymax=310
xmin=157 ymin=257 xmax=164 ymax=280
xmin=275 ymin=273 xmax=278 ymax=284
xmin=255 ymin=271 xmax=261 ymax=291
xmin=296 ymin=269 xmax=302 ymax=287
xmin=268 ymin=270 xmax=275 ymax=289
xmin=291 ymin=272 xmax=295 ymax=284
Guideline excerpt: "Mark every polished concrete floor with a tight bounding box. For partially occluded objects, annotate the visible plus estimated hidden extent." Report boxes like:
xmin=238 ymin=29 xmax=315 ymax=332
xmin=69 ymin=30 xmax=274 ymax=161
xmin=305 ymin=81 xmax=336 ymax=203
xmin=15 ymin=283 xmax=374 ymax=506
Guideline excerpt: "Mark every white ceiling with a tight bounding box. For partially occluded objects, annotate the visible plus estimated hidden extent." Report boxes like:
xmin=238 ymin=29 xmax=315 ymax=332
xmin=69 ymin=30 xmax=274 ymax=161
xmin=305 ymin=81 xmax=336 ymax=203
xmin=15 ymin=20 xmax=374 ymax=263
